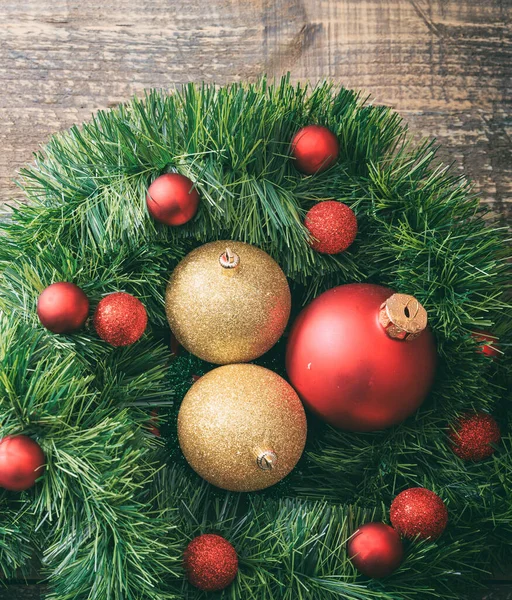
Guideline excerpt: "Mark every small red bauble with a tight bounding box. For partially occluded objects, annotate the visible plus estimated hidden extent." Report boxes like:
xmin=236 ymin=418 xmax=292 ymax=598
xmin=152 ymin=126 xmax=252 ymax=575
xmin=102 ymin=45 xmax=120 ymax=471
xmin=290 ymin=125 xmax=339 ymax=174
xmin=93 ymin=292 xmax=147 ymax=347
xmin=0 ymin=435 xmax=45 ymax=491
xmin=37 ymin=282 xmax=89 ymax=334
xmin=286 ymin=283 xmax=436 ymax=431
xmin=347 ymin=522 xmax=403 ymax=578
xmin=146 ymin=173 xmax=200 ymax=226
xmin=183 ymin=534 xmax=238 ymax=592
xmin=390 ymin=488 xmax=448 ymax=540
xmin=449 ymin=412 xmax=501 ymax=461
xmin=471 ymin=330 xmax=500 ymax=358
xmin=305 ymin=201 xmax=357 ymax=254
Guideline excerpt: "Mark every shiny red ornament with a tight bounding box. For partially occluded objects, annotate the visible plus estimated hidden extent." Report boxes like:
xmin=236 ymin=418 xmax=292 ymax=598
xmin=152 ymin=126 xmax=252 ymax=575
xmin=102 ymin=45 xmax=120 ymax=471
xmin=146 ymin=173 xmax=200 ymax=226
xmin=347 ymin=522 xmax=403 ymax=578
xmin=290 ymin=125 xmax=339 ymax=174
xmin=305 ymin=201 xmax=357 ymax=254
xmin=390 ymin=488 xmax=448 ymax=540
xmin=183 ymin=534 xmax=238 ymax=592
xmin=0 ymin=435 xmax=45 ymax=491
xmin=37 ymin=282 xmax=89 ymax=334
xmin=449 ymin=412 xmax=501 ymax=461
xmin=286 ymin=283 xmax=437 ymax=431
xmin=472 ymin=330 xmax=500 ymax=359
xmin=93 ymin=292 xmax=147 ymax=347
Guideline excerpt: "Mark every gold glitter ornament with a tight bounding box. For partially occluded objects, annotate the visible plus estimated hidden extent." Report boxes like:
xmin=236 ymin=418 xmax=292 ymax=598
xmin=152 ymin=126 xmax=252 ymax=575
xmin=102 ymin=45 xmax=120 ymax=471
xmin=177 ymin=364 xmax=307 ymax=492
xmin=165 ymin=241 xmax=291 ymax=364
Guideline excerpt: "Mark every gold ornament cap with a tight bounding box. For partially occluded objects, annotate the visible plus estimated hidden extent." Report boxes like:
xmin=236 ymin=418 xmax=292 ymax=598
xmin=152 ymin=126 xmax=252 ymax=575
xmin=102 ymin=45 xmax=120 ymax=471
xmin=379 ymin=293 xmax=428 ymax=341
xmin=219 ymin=247 xmax=240 ymax=270
xmin=257 ymin=450 xmax=278 ymax=471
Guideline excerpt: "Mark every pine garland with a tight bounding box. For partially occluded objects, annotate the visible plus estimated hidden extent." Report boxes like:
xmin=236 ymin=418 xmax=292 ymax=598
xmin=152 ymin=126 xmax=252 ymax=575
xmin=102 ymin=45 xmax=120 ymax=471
xmin=0 ymin=76 xmax=510 ymax=600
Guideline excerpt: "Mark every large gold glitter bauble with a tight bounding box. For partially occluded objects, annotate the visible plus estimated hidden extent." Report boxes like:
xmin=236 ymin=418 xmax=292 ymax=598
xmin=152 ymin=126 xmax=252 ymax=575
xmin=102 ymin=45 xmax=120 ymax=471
xmin=165 ymin=241 xmax=291 ymax=364
xmin=177 ymin=364 xmax=307 ymax=492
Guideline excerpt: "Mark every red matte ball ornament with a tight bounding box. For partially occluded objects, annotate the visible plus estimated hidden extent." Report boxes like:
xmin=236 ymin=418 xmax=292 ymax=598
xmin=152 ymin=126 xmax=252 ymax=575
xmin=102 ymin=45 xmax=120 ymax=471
xmin=347 ymin=522 xmax=403 ymax=578
xmin=183 ymin=534 xmax=238 ymax=592
xmin=93 ymin=292 xmax=147 ymax=347
xmin=37 ymin=282 xmax=89 ymax=334
xmin=305 ymin=201 xmax=357 ymax=254
xmin=0 ymin=435 xmax=45 ymax=492
xmin=290 ymin=125 xmax=339 ymax=174
xmin=286 ymin=283 xmax=437 ymax=431
xmin=146 ymin=173 xmax=200 ymax=226
xmin=390 ymin=487 xmax=448 ymax=540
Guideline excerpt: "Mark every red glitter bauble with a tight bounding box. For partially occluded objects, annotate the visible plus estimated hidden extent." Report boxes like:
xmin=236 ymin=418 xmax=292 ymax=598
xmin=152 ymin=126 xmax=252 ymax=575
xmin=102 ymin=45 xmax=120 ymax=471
xmin=471 ymin=330 xmax=500 ymax=359
xmin=305 ymin=201 xmax=357 ymax=254
xmin=347 ymin=522 xmax=403 ymax=578
xmin=286 ymin=283 xmax=437 ymax=431
xmin=0 ymin=435 xmax=45 ymax=492
xmin=37 ymin=282 xmax=89 ymax=334
xmin=183 ymin=534 xmax=238 ymax=592
xmin=146 ymin=173 xmax=200 ymax=226
xmin=449 ymin=412 xmax=501 ymax=461
xmin=390 ymin=487 xmax=448 ymax=540
xmin=290 ymin=125 xmax=339 ymax=174
xmin=93 ymin=292 xmax=147 ymax=347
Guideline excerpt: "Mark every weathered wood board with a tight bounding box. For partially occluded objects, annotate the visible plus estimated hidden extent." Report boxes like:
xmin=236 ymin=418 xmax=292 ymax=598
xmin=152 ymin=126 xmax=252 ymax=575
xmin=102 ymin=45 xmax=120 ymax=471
xmin=0 ymin=1 xmax=510 ymax=217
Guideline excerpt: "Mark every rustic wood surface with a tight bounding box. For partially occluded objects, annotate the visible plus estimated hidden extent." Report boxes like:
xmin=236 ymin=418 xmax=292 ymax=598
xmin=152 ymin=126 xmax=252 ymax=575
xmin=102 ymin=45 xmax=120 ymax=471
xmin=0 ymin=0 xmax=511 ymax=219
xmin=0 ymin=0 xmax=510 ymax=598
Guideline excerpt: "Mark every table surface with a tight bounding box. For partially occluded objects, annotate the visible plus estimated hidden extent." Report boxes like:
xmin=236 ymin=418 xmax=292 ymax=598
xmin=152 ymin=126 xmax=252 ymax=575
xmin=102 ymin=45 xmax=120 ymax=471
xmin=0 ymin=1 xmax=511 ymax=598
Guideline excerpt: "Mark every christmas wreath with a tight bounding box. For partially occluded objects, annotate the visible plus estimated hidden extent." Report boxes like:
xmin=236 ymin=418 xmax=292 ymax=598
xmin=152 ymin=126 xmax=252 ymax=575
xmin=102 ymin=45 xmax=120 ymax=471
xmin=0 ymin=77 xmax=510 ymax=600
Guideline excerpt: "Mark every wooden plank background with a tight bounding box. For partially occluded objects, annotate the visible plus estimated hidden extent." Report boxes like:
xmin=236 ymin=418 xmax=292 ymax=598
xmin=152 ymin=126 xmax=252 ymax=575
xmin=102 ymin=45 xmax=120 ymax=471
xmin=0 ymin=0 xmax=511 ymax=598
xmin=1 ymin=0 xmax=511 ymax=219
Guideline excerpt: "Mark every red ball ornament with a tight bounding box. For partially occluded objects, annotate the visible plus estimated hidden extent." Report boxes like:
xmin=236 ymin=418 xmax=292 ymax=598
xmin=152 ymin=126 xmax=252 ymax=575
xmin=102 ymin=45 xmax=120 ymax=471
xmin=146 ymin=173 xmax=200 ymax=226
xmin=0 ymin=435 xmax=45 ymax=492
xmin=347 ymin=522 xmax=403 ymax=578
xmin=93 ymin=292 xmax=147 ymax=347
xmin=472 ymin=330 xmax=500 ymax=359
xmin=305 ymin=201 xmax=357 ymax=254
xmin=286 ymin=283 xmax=437 ymax=431
xmin=390 ymin=488 xmax=448 ymax=540
xmin=183 ymin=534 xmax=238 ymax=592
xmin=290 ymin=125 xmax=339 ymax=174
xmin=449 ymin=412 xmax=501 ymax=461
xmin=37 ymin=282 xmax=89 ymax=334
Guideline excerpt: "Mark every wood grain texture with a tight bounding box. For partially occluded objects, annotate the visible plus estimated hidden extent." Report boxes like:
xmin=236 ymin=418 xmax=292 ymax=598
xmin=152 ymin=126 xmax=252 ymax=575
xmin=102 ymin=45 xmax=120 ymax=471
xmin=292 ymin=0 xmax=512 ymax=218
xmin=0 ymin=0 xmax=309 ymax=215
xmin=0 ymin=0 xmax=510 ymax=218
xmin=0 ymin=0 xmax=510 ymax=598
